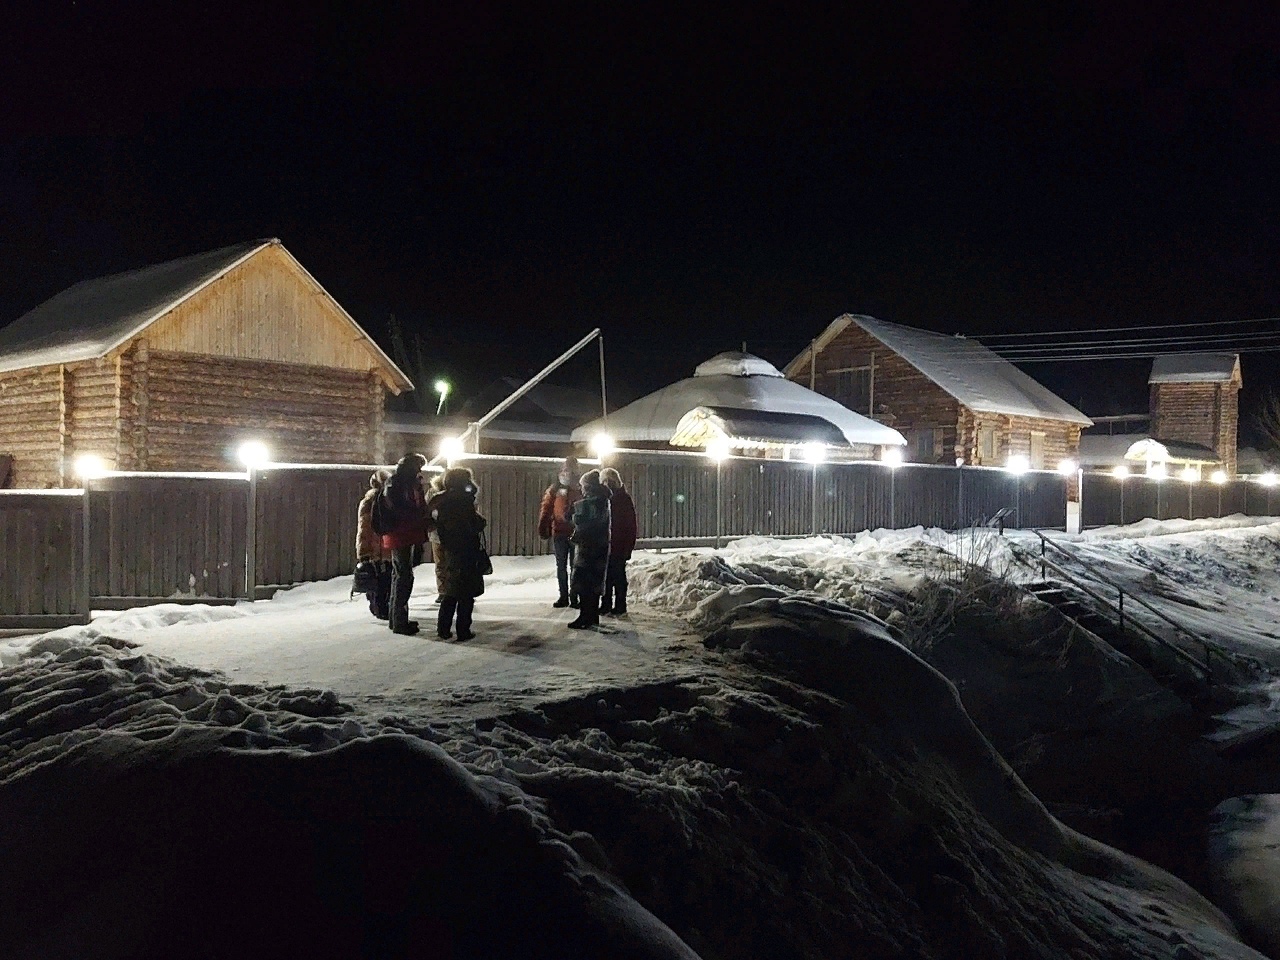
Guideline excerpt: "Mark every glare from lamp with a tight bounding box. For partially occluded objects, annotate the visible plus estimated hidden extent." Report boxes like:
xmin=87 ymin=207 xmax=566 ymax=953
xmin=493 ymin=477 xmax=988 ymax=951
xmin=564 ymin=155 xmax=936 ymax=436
xmin=433 ymin=379 xmax=451 ymax=415
xmin=1005 ymin=454 xmax=1030 ymax=476
xmin=591 ymin=432 xmax=616 ymax=458
xmin=802 ymin=442 xmax=825 ymax=464
xmin=74 ymin=453 xmax=107 ymax=481
xmin=1112 ymin=465 xmax=1130 ymax=480
xmin=237 ymin=441 xmax=271 ymax=471
xmin=439 ymin=436 xmax=465 ymax=461
xmin=1211 ymin=469 xmax=1227 ymax=485
xmin=1056 ymin=458 xmax=1077 ymax=476
xmin=1148 ymin=462 xmax=1167 ymax=481
xmin=1260 ymin=472 xmax=1278 ymax=487
xmin=705 ymin=437 xmax=732 ymax=462
xmin=1181 ymin=466 xmax=1198 ymax=483
xmin=880 ymin=447 xmax=903 ymax=468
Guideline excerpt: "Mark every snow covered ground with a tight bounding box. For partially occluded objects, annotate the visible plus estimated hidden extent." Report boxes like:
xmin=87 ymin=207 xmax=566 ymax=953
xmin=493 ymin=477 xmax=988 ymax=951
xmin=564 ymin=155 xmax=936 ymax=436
xmin=4 ymin=518 xmax=1280 ymax=958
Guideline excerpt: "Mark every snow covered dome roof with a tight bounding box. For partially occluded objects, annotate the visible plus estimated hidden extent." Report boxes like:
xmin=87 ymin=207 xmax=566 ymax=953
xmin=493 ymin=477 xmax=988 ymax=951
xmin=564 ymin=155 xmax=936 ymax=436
xmin=693 ymin=352 xmax=783 ymax=378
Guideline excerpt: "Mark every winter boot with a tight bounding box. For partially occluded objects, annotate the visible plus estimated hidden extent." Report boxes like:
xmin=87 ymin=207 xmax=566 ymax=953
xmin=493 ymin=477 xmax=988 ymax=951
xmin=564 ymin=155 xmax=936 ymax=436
xmin=613 ymin=582 xmax=627 ymax=616
xmin=568 ymin=595 xmax=599 ymax=629
xmin=599 ymin=585 xmax=614 ymax=615
xmin=553 ymin=594 xmax=570 ymax=608
xmin=392 ymin=621 xmax=420 ymax=636
xmin=437 ymin=598 xmax=456 ymax=640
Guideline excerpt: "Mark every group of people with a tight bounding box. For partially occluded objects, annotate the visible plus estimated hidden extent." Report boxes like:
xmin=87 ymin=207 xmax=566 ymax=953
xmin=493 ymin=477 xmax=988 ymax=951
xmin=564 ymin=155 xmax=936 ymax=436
xmin=355 ymin=453 xmax=637 ymax=637
xmin=356 ymin=454 xmax=487 ymax=639
xmin=537 ymin=456 xmax=637 ymax=628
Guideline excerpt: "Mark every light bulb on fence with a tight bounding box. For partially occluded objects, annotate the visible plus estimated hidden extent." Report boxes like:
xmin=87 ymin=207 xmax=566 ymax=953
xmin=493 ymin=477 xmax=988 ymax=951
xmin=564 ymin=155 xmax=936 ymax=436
xmin=706 ymin=438 xmax=731 ymax=462
xmin=1181 ymin=466 xmax=1198 ymax=483
xmin=880 ymin=446 xmax=903 ymax=467
xmin=439 ymin=436 xmax=465 ymax=461
xmin=1211 ymin=470 xmax=1227 ymax=485
xmin=591 ymin=432 xmax=616 ymax=457
xmin=1260 ymin=472 xmax=1278 ymax=488
xmin=1005 ymin=454 xmax=1030 ymax=476
xmin=802 ymin=442 xmax=825 ymax=464
xmin=1056 ymin=458 xmax=1077 ymax=476
xmin=237 ymin=441 xmax=271 ymax=470
xmin=1112 ymin=465 xmax=1130 ymax=480
xmin=1148 ymin=463 xmax=1167 ymax=480
xmin=74 ymin=454 xmax=107 ymax=480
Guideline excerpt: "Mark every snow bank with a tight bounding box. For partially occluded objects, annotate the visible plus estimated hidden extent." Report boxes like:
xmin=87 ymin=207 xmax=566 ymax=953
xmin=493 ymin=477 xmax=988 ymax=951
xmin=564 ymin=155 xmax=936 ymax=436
xmin=1211 ymin=794 xmax=1280 ymax=957
xmin=0 ymin=640 xmax=698 ymax=960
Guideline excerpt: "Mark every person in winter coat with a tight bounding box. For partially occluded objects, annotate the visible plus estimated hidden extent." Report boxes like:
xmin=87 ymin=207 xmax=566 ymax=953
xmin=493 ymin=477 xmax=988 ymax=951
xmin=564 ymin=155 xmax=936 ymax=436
xmin=356 ymin=470 xmax=394 ymax=619
xmin=568 ymin=469 xmax=612 ymax=629
xmin=379 ymin=453 xmax=429 ymax=635
xmin=538 ymin=456 xmax=582 ymax=608
xmin=426 ymin=467 xmax=487 ymax=640
xmin=599 ymin=467 xmax=636 ymax=616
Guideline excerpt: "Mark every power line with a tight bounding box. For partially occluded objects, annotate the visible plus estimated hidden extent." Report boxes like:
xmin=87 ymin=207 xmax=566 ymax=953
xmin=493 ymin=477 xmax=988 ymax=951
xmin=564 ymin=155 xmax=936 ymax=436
xmin=980 ymin=316 xmax=1280 ymax=340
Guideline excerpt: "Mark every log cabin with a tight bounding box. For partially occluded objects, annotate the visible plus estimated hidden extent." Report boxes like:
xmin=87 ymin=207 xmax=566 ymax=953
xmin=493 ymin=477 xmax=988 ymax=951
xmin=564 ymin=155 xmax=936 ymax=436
xmin=785 ymin=314 xmax=1091 ymax=469
xmin=0 ymin=239 xmax=412 ymax=488
xmin=1149 ymin=353 xmax=1241 ymax=477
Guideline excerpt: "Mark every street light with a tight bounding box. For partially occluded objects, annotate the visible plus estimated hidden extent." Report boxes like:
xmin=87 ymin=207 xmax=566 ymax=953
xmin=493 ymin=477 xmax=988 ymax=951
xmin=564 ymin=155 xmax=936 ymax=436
xmin=434 ymin=379 xmax=451 ymax=416
xmin=237 ymin=441 xmax=271 ymax=471
xmin=74 ymin=453 xmax=107 ymax=481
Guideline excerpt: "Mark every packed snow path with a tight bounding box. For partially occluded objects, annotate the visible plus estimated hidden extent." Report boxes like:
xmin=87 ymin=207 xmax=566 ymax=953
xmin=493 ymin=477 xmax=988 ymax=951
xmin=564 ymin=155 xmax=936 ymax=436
xmin=24 ymin=556 xmax=714 ymax=721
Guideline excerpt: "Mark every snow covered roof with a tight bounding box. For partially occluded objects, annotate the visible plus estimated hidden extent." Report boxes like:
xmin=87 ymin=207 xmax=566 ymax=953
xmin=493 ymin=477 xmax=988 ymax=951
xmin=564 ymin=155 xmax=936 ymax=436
xmin=1148 ymin=353 xmax=1240 ymax=384
xmin=786 ymin=314 xmax=1092 ymax=426
xmin=0 ymin=240 xmax=413 ymax=390
xmin=1078 ymin=433 xmax=1221 ymax=467
xmin=671 ymin=406 xmax=848 ymax=449
xmin=572 ymin=352 xmax=906 ymax=448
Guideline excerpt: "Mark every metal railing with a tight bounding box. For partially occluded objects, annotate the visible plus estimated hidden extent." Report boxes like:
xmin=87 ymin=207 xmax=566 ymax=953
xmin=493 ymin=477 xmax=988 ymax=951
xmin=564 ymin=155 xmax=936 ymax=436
xmin=1017 ymin=530 xmax=1220 ymax=679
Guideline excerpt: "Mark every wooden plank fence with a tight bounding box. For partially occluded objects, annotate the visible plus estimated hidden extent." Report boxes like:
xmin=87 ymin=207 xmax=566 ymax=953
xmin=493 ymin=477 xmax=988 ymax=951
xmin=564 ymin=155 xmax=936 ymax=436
xmin=7 ymin=454 xmax=1276 ymax=626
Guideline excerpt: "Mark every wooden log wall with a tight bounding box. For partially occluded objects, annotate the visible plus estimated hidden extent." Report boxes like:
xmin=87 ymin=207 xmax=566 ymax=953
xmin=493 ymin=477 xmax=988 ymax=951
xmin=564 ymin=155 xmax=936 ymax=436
xmin=69 ymin=357 xmax=121 ymax=474
xmin=956 ymin=409 xmax=1081 ymax=470
xmin=143 ymin=242 xmax=393 ymax=380
xmin=0 ymin=492 xmax=86 ymax=625
xmin=1150 ymin=381 xmax=1240 ymax=475
xmin=139 ymin=349 xmax=381 ymax=470
xmin=0 ymin=368 xmax=65 ymax=488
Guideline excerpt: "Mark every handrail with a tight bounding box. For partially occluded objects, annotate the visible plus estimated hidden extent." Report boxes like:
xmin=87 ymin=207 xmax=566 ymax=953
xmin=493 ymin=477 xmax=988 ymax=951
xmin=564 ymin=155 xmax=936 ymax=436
xmin=1016 ymin=547 xmax=1212 ymax=678
xmin=1030 ymin=530 xmax=1225 ymax=672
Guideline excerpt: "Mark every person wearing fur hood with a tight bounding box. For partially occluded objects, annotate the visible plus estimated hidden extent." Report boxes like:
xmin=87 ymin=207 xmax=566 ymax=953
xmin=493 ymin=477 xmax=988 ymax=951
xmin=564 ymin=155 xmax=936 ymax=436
xmin=568 ymin=469 xmax=612 ymax=629
xmin=426 ymin=467 xmax=487 ymax=640
xmin=356 ymin=470 xmax=394 ymax=619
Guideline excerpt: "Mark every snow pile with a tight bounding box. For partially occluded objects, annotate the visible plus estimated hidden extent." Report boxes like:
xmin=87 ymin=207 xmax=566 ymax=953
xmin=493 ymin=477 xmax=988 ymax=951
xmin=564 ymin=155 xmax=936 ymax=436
xmin=1211 ymin=794 xmax=1280 ymax=957
xmin=0 ymin=639 xmax=698 ymax=960
xmin=438 ymin=596 xmax=1263 ymax=959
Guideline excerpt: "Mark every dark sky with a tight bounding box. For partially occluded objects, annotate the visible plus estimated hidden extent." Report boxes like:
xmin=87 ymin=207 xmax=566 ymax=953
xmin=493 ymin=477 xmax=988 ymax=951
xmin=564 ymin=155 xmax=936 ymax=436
xmin=3 ymin=1 xmax=1280 ymax=433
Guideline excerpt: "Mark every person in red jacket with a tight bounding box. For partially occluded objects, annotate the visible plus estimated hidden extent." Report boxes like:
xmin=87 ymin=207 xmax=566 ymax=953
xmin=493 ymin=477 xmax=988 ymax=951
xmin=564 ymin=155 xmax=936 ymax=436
xmin=538 ymin=456 xmax=582 ymax=608
xmin=599 ymin=467 xmax=637 ymax=616
xmin=379 ymin=454 xmax=429 ymax=635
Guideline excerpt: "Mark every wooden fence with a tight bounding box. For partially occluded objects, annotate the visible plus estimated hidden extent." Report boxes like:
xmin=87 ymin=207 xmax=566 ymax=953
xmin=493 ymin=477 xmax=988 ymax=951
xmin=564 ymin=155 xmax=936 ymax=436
xmin=17 ymin=453 xmax=1273 ymax=627
xmin=1082 ymin=473 xmax=1279 ymax=527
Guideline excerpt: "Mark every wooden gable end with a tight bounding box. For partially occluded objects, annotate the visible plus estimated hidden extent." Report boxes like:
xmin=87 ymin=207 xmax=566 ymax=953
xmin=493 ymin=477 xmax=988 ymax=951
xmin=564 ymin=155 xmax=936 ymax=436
xmin=137 ymin=244 xmax=403 ymax=389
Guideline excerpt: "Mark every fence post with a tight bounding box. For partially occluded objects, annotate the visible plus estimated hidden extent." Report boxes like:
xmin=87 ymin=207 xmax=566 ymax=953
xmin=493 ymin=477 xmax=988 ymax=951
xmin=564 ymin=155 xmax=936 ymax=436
xmin=245 ymin=467 xmax=258 ymax=600
xmin=810 ymin=461 xmax=817 ymax=535
xmin=81 ymin=477 xmax=92 ymax=616
xmin=957 ymin=467 xmax=964 ymax=530
xmin=889 ymin=469 xmax=896 ymax=529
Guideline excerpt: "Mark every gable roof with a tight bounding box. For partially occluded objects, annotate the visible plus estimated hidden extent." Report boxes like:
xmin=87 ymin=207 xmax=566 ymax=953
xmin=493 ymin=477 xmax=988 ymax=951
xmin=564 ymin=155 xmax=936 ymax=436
xmin=1149 ymin=353 xmax=1239 ymax=384
xmin=0 ymin=240 xmax=413 ymax=390
xmin=786 ymin=314 xmax=1092 ymax=426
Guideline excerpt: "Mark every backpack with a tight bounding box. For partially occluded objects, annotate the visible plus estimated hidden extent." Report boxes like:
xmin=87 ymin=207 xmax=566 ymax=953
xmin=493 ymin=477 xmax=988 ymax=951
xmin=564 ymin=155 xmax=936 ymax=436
xmin=371 ymin=490 xmax=396 ymax=536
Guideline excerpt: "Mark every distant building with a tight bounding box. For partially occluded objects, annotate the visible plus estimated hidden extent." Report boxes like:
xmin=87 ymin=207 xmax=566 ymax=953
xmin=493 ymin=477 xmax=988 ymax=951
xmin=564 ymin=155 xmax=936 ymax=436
xmin=1078 ymin=353 xmax=1242 ymax=478
xmin=0 ymin=240 xmax=412 ymax=487
xmin=785 ymin=314 xmax=1091 ymax=469
xmin=1149 ymin=354 xmax=1241 ymax=476
xmin=572 ymin=351 xmax=905 ymax=458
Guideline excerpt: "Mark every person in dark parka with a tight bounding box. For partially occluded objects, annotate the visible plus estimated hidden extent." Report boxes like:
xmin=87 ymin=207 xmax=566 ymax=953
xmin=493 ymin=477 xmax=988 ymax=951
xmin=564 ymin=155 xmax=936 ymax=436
xmin=599 ymin=467 xmax=636 ymax=616
xmin=568 ymin=469 xmax=612 ymax=629
xmin=356 ymin=470 xmax=394 ymax=619
xmin=426 ymin=467 xmax=487 ymax=640
xmin=380 ymin=454 xmax=429 ymax=635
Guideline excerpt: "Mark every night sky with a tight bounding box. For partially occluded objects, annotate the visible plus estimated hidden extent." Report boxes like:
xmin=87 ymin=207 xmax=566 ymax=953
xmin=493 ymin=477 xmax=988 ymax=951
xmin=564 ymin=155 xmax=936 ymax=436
xmin=3 ymin=1 xmax=1280 ymax=436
